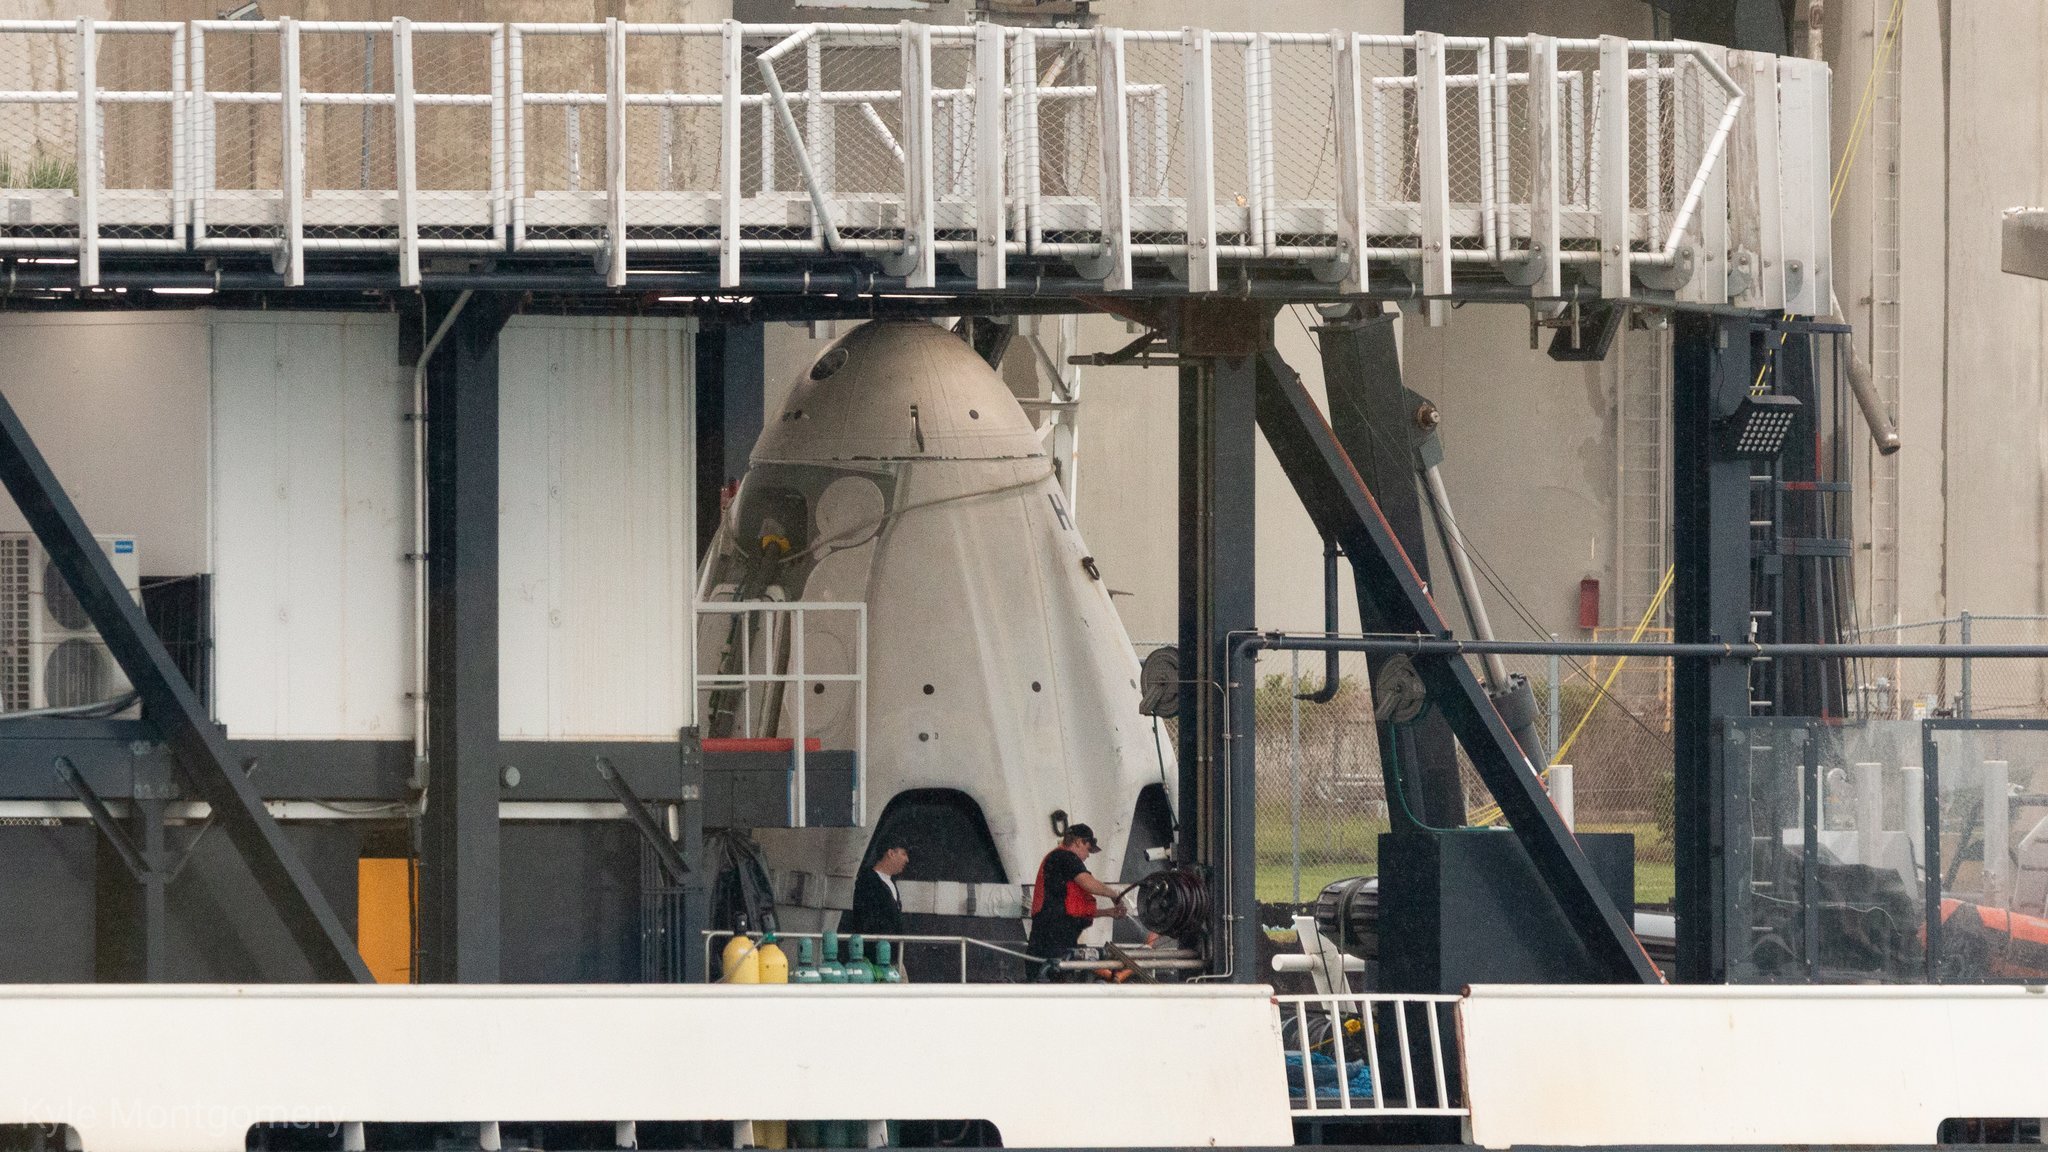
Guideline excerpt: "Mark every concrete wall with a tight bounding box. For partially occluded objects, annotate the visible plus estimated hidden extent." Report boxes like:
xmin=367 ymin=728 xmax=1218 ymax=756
xmin=1826 ymin=0 xmax=2048 ymax=626
xmin=0 ymin=312 xmax=210 ymax=578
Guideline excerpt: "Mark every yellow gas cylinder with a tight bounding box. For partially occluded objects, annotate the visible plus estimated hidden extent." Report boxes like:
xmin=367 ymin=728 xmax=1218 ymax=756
xmin=756 ymin=934 xmax=789 ymax=984
xmin=721 ymin=934 xmax=762 ymax=984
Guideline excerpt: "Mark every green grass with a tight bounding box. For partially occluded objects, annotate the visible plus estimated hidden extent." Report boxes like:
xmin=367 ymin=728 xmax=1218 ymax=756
xmin=1254 ymin=816 xmax=1674 ymax=907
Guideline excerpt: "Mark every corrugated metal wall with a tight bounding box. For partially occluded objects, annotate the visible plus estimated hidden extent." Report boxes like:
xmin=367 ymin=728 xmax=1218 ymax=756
xmin=499 ymin=315 xmax=696 ymax=740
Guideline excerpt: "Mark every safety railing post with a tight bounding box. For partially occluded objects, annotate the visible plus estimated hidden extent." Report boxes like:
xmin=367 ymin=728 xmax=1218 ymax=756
xmin=1597 ymin=34 xmax=1630 ymax=298
xmin=75 ymin=19 xmax=98 ymax=286
xmin=171 ymin=24 xmax=188 ymax=247
xmin=1251 ymin=34 xmax=1274 ymax=255
xmin=1181 ymin=28 xmax=1217 ymax=293
xmin=1331 ymin=31 xmax=1367 ymax=293
xmin=1014 ymin=30 xmax=1039 ymax=252
xmin=1475 ymin=39 xmax=1497 ymax=260
xmin=973 ymin=21 xmax=1006 ymax=290
xmin=507 ymin=26 xmax=525 ymax=249
xmin=279 ymin=16 xmax=304 ymax=286
xmin=1092 ymin=26 xmax=1131 ymax=290
xmin=1415 ymin=32 xmax=1451 ymax=295
xmin=487 ymin=27 xmax=506 ymax=243
xmin=393 ymin=18 xmax=420 ymax=287
xmin=191 ymin=23 xmax=209 ymax=245
xmin=718 ymin=20 xmax=741 ymax=286
xmin=899 ymin=22 xmax=936 ymax=287
xmin=604 ymin=17 xmax=627 ymax=286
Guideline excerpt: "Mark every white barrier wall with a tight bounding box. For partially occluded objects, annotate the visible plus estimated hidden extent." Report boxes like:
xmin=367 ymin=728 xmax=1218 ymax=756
xmin=498 ymin=315 xmax=696 ymax=739
xmin=0 ymin=984 xmax=1292 ymax=1152
xmin=1462 ymin=984 xmax=2048 ymax=1147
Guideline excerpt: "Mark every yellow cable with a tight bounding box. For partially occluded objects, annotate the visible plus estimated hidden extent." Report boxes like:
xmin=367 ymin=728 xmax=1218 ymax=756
xmin=1470 ymin=15 xmax=1905 ymax=826
xmin=1830 ymin=0 xmax=1907 ymax=216
xmin=1469 ymin=566 xmax=1675 ymax=828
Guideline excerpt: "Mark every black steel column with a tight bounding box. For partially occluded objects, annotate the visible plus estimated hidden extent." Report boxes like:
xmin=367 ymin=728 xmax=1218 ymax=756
xmin=694 ymin=322 xmax=765 ymax=563
xmin=93 ymin=796 xmax=166 ymax=981
xmin=420 ymin=292 xmax=517 ymax=983
xmin=1671 ymin=312 xmax=1758 ymax=983
xmin=1175 ymin=307 xmax=1258 ymax=977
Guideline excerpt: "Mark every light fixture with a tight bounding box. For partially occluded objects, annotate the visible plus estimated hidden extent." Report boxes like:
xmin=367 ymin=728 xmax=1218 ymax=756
xmin=1719 ymin=393 xmax=1803 ymax=459
xmin=151 ymin=286 xmax=216 ymax=296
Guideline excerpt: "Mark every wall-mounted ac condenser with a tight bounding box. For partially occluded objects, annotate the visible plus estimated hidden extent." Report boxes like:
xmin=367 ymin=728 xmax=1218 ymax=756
xmin=0 ymin=533 xmax=141 ymax=712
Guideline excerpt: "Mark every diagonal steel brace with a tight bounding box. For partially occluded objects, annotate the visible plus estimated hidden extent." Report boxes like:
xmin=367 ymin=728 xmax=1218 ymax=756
xmin=0 ymin=389 xmax=371 ymax=982
xmin=1250 ymin=345 xmax=1659 ymax=984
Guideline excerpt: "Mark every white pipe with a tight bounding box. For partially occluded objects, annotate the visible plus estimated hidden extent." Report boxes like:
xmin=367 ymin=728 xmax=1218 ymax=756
xmin=411 ymin=289 xmax=473 ymax=783
xmin=1422 ymin=460 xmax=1509 ymax=691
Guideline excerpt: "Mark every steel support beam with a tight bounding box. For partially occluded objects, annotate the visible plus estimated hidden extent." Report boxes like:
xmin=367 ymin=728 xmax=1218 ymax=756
xmin=0 ymin=383 xmax=371 ymax=982
xmin=1671 ymin=311 xmax=1758 ymax=983
xmin=1174 ymin=311 xmax=1258 ymax=976
xmin=694 ymin=322 xmax=765 ymax=564
xmin=1251 ymin=346 xmax=1658 ymax=984
xmin=1316 ymin=309 xmax=1465 ymax=828
xmin=419 ymin=291 xmax=518 ymax=983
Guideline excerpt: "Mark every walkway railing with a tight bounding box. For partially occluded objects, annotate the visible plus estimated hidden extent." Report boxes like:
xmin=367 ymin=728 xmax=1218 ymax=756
xmin=0 ymin=18 xmax=1827 ymax=307
xmin=1276 ymin=992 xmax=1467 ymax=1117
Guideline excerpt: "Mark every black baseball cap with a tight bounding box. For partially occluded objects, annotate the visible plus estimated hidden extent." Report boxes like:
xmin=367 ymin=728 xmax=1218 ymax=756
xmin=1064 ymin=823 xmax=1102 ymax=851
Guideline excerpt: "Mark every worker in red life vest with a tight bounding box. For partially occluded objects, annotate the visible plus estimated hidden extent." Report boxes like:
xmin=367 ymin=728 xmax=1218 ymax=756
xmin=1025 ymin=824 xmax=1126 ymax=981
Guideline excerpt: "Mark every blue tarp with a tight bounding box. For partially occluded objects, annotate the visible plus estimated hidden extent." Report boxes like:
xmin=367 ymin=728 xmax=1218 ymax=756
xmin=1284 ymin=1050 xmax=1373 ymax=1101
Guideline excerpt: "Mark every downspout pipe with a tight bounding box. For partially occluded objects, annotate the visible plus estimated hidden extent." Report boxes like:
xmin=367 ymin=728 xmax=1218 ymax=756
xmin=411 ymin=289 xmax=472 ymax=785
xmin=1295 ymin=537 xmax=1341 ymax=704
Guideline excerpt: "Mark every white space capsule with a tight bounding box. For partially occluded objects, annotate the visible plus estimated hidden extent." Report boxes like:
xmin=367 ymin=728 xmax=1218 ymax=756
xmin=698 ymin=319 xmax=1174 ymax=937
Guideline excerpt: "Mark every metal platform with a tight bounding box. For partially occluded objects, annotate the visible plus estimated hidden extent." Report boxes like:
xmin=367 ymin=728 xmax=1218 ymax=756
xmin=0 ymin=18 xmax=1827 ymax=307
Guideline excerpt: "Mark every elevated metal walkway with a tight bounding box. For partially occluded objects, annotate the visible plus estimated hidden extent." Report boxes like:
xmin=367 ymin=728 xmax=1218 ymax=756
xmin=0 ymin=18 xmax=1827 ymax=307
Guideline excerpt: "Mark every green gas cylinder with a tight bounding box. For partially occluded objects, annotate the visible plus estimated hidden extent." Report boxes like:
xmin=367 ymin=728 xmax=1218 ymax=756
xmin=791 ymin=938 xmax=823 ymax=985
xmin=818 ymin=931 xmax=848 ymax=984
xmin=843 ymin=934 xmax=877 ymax=983
xmin=874 ymin=940 xmax=905 ymax=984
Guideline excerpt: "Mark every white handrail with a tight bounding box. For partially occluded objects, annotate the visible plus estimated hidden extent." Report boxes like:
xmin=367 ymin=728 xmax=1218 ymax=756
xmin=0 ymin=17 xmax=1811 ymax=302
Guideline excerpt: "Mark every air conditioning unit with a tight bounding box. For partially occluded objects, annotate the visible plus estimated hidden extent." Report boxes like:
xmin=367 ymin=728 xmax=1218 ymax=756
xmin=0 ymin=533 xmax=141 ymax=713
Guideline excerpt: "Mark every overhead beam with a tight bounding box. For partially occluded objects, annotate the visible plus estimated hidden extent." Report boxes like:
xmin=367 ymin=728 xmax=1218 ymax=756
xmin=0 ymin=384 xmax=370 ymax=982
xmin=1251 ymin=346 xmax=1658 ymax=984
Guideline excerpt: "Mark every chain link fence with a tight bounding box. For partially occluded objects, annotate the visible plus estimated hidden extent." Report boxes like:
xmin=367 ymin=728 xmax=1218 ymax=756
xmin=1847 ymin=614 xmax=2048 ymax=722
xmin=1138 ymin=641 xmax=1678 ymax=910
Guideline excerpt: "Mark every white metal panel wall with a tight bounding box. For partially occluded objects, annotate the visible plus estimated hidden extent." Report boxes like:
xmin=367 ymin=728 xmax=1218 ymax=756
xmin=211 ymin=314 xmax=412 ymax=740
xmin=499 ymin=316 xmax=695 ymax=740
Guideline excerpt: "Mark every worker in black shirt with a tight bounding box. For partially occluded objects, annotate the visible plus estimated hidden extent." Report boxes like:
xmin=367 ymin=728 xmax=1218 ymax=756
xmin=1025 ymin=824 xmax=1125 ymax=981
xmin=843 ymin=838 xmax=908 ymax=938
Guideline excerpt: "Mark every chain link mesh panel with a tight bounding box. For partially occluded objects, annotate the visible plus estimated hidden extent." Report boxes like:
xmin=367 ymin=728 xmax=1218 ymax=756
xmin=412 ymin=27 xmax=496 ymax=246
xmin=96 ymin=28 xmax=180 ymax=243
xmin=1358 ymin=40 xmax=1419 ymax=255
xmin=1176 ymin=644 xmax=1675 ymax=910
xmin=194 ymin=25 xmax=283 ymax=245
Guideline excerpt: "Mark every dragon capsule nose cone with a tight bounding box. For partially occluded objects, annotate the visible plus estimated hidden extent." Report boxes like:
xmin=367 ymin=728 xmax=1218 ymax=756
xmin=753 ymin=320 xmax=1045 ymax=465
